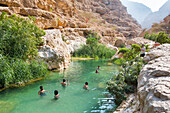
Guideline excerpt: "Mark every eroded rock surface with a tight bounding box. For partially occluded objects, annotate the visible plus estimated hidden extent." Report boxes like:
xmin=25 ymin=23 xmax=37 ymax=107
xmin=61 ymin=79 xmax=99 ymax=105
xmin=114 ymin=44 xmax=170 ymax=113
xmin=138 ymin=44 xmax=170 ymax=113
xmin=0 ymin=0 xmax=141 ymax=38
xmin=38 ymin=29 xmax=71 ymax=70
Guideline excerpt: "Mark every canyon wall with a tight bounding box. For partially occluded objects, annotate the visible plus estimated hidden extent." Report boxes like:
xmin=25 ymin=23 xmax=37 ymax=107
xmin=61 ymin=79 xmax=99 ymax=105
xmin=0 ymin=0 xmax=142 ymax=69
xmin=138 ymin=44 xmax=170 ymax=112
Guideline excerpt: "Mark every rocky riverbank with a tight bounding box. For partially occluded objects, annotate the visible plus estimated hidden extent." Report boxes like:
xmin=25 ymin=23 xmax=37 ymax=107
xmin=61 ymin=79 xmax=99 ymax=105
xmin=114 ymin=44 xmax=170 ymax=113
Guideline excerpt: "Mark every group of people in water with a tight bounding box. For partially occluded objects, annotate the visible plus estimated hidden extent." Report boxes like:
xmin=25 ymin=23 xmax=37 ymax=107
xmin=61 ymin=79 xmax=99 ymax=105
xmin=38 ymin=79 xmax=89 ymax=99
xmin=38 ymin=79 xmax=70 ymax=99
xmin=38 ymin=66 xmax=100 ymax=99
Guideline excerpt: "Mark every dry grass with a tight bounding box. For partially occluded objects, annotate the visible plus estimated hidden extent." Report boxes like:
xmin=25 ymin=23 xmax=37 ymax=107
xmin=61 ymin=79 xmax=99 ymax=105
xmin=79 ymin=12 xmax=95 ymax=19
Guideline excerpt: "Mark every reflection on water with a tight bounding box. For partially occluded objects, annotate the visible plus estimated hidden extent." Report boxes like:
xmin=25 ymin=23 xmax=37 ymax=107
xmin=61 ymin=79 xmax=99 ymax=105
xmin=0 ymin=59 xmax=119 ymax=113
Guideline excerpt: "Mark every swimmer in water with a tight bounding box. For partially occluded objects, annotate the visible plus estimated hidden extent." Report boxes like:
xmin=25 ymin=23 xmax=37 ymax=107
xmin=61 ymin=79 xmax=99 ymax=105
xmin=83 ymin=82 xmax=89 ymax=90
xmin=96 ymin=70 xmax=99 ymax=73
xmin=61 ymin=79 xmax=69 ymax=86
xmin=54 ymin=90 xmax=59 ymax=99
xmin=38 ymin=86 xmax=49 ymax=96
xmin=97 ymin=66 xmax=100 ymax=69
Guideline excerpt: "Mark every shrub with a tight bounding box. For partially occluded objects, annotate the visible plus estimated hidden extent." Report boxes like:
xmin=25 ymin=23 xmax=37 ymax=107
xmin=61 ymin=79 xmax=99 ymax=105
xmin=86 ymin=31 xmax=101 ymax=40
xmin=144 ymin=31 xmax=170 ymax=44
xmin=0 ymin=55 xmax=14 ymax=87
xmin=131 ymin=44 xmax=141 ymax=52
xmin=156 ymin=31 xmax=169 ymax=44
xmin=74 ymin=32 xmax=115 ymax=58
xmin=108 ymin=45 xmax=144 ymax=106
xmin=145 ymin=45 xmax=149 ymax=52
xmin=10 ymin=59 xmax=32 ymax=83
xmin=118 ymin=48 xmax=130 ymax=54
xmin=74 ymin=44 xmax=116 ymax=59
xmin=120 ymin=44 xmax=125 ymax=48
xmin=0 ymin=12 xmax=48 ymax=88
xmin=107 ymin=79 xmax=127 ymax=105
xmin=86 ymin=37 xmax=98 ymax=45
xmin=124 ymin=85 xmax=134 ymax=94
xmin=0 ymin=12 xmax=45 ymax=60
xmin=29 ymin=60 xmax=48 ymax=79
xmin=0 ymin=57 xmax=48 ymax=87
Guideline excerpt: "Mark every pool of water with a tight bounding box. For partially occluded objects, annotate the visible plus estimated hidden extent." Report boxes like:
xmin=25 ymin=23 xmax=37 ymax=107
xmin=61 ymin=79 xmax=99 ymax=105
xmin=0 ymin=59 xmax=119 ymax=113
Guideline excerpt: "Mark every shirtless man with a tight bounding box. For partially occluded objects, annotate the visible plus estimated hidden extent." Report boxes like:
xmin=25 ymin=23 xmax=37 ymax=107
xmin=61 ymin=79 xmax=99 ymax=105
xmin=83 ymin=82 xmax=89 ymax=90
xmin=61 ymin=79 xmax=69 ymax=86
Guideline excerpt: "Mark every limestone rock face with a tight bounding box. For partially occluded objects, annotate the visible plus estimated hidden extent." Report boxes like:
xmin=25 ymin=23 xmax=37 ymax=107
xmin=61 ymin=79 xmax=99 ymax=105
xmin=126 ymin=37 xmax=155 ymax=48
xmin=61 ymin=28 xmax=93 ymax=53
xmin=0 ymin=0 xmax=75 ymax=29
xmin=0 ymin=0 xmax=141 ymax=38
xmin=137 ymin=44 xmax=170 ymax=113
xmin=75 ymin=0 xmax=142 ymax=37
xmin=143 ymin=44 xmax=170 ymax=62
xmin=38 ymin=29 xmax=71 ymax=70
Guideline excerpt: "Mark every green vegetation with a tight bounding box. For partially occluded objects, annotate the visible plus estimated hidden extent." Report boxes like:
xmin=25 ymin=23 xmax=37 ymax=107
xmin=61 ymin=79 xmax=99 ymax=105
xmin=107 ymin=44 xmax=144 ymax=105
xmin=144 ymin=31 xmax=170 ymax=44
xmin=61 ymin=34 xmax=67 ymax=42
xmin=118 ymin=48 xmax=130 ymax=54
xmin=73 ymin=31 xmax=116 ymax=59
xmin=0 ymin=12 xmax=47 ymax=88
xmin=0 ymin=12 xmax=45 ymax=60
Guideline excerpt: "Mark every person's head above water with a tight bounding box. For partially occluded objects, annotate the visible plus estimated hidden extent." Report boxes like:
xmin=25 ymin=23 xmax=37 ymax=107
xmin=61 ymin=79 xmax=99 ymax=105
xmin=96 ymin=70 xmax=99 ymax=73
xmin=40 ymin=86 xmax=43 ymax=90
xmin=54 ymin=90 xmax=58 ymax=95
xmin=63 ymin=79 xmax=66 ymax=82
xmin=85 ymin=82 xmax=88 ymax=85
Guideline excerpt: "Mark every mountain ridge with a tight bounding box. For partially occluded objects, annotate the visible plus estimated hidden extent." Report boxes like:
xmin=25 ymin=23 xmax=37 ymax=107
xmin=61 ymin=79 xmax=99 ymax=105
xmin=142 ymin=0 xmax=170 ymax=28
xmin=120 ymin=0 xmax=152 ymax=24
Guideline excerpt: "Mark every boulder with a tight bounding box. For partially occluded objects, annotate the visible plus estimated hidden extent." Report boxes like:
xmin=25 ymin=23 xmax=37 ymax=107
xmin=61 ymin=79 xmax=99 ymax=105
xmin=38 ymin=29 xmax=71 ymax=70
xmin=96 ymin=7 xmax=106 ymax=15
xmin=144 ymin=44 xmax=170 ymax=63
xmin=114 ymin=37 xmax=126 ymax=47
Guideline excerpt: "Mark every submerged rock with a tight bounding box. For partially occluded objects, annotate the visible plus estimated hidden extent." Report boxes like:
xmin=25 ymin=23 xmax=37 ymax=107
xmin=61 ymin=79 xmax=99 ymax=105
xmin=0 ymin=101 xmax=16 ymax=113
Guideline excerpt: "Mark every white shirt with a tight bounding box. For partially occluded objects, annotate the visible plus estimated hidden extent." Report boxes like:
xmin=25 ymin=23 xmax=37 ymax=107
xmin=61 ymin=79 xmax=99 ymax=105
xmin=141 ymin=46 xmax=146 ymax=54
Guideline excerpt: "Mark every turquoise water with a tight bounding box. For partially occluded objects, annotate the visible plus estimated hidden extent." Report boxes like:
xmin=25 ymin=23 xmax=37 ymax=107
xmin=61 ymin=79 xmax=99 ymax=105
xmin=0 ymin=59 xmax=119 ymax=113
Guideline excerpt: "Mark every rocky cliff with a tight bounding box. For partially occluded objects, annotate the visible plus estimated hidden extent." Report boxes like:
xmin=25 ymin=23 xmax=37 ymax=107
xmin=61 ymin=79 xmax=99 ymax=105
xmin=138 ymin=44 xmax=170 ymax=112
xmin=0 ymin=0 xmax=142 ymax=69
xmin=114 ymin=44 xmax=170 ymax=113
xmin=74 ymin=0 xmax=142 ymax=37
xmin=140 ymin=15 xmax=170 ymax=37
xmin=0 ymin=0 xmax=141 ymax=37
